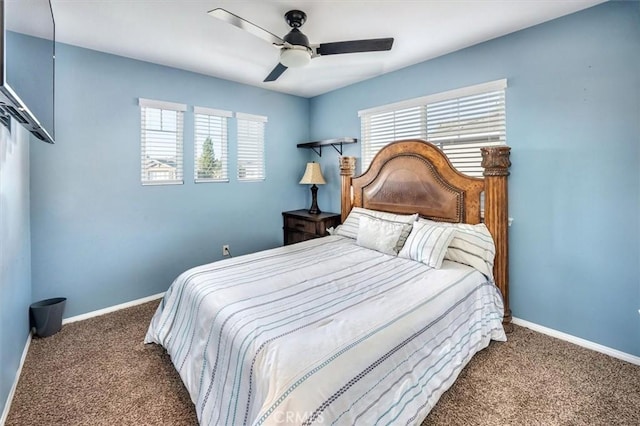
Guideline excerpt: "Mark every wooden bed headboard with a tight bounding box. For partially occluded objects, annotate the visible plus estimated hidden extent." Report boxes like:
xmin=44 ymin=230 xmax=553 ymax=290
xmin=339 ymin=139 xmax=512 ymax=329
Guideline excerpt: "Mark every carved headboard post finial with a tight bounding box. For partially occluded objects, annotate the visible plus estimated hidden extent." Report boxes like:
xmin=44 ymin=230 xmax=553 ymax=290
xmin=481 ymin=146 xmax=512 ymax=330
xmin=339 ymin=156 xmax=356 ymax=222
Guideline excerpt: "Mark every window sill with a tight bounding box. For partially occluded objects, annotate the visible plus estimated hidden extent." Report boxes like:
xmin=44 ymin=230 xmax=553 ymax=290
xmin=195 ymin=178 xmax=230 ymax=183
xmin=141 ymin=180 xmax=184 ymax=186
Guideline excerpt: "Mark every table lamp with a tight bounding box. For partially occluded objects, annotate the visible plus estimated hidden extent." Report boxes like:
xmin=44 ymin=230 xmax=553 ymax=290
xmin=299 ymin=162 xmax=326 ymax=214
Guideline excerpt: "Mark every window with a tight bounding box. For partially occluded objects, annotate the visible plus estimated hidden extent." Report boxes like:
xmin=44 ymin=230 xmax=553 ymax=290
xmin=139 ymin=98 xmax=186 ymax=185
xmin=194 ymin=106 xmax=231 ymax=182
xmin=236 ymin=112 xmax=267 ymax=181
xmin=359 ymin=79 xmax=506 ymax=177
xmin=360 ymin=106 xmax=426 ymax=169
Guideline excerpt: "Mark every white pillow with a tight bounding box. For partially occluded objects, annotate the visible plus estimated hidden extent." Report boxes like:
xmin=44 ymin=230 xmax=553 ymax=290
xmin=356 ymin=216 xmax=408 ymax=255
xmin=335 ymin=207 xmax=418 ymax=252
xmin=419 ymin=219 xmax=496 ymax=278
xmin=398 ymin=221 xmax=456 ymax=268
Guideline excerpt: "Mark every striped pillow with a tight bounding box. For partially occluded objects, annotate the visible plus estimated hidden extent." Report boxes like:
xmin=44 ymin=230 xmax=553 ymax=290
xmin=335 ymin=207 xmax=418 ymax=252
xmin=398 ymin=221 xmax=456 ymax=268
xmin=420 ymin=219 xmax=496 ymax=278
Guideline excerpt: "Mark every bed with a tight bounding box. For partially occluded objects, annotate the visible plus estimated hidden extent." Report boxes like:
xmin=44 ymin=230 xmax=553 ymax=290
xmin=145 ymin=139 xmax=512 ymax=425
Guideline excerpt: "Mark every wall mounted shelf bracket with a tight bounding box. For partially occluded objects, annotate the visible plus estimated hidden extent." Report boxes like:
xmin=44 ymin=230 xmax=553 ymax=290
xmin=296 ymin=137 xmax=357 ymax=157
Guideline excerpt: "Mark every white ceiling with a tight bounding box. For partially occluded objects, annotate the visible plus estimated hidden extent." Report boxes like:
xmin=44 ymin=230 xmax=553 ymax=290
xmin=23 ymin=0 xmax=605 ymax=98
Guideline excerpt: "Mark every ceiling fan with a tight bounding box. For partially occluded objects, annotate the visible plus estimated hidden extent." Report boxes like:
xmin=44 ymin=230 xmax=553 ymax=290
xmin=208 ymin=8 xmax=394 ymax=82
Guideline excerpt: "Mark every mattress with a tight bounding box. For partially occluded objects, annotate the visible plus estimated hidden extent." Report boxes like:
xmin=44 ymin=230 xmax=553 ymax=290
xmin=145 ymin=235 xmax=506 ymax=425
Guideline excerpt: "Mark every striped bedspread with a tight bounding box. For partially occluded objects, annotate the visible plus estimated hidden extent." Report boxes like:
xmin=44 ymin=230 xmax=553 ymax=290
xmin=145 ymin=235 xmax=506 ymax=425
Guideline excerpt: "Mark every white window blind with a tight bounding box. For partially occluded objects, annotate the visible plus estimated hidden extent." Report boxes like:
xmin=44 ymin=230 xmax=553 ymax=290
xmin=359 ymin=79 xmax=506 ymax=177
xmin=236 ymin=112 xmax=267 ymax=181
xmin=361 ymin=105 xmax=426 ymax=169
xmin=194 ymin=106 xmax=231 ymax=183
xmin=139 ymin=98 xmax=186 ymax=185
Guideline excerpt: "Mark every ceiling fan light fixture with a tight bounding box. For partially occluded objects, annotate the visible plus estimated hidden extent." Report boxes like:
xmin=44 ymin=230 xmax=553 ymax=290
xmin=280 ymin=46 xmax=311 ymax=68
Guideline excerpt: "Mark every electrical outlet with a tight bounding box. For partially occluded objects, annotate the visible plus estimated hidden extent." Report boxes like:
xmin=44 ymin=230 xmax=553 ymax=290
xmin=222 ymin=244 xmax=230 ymax=256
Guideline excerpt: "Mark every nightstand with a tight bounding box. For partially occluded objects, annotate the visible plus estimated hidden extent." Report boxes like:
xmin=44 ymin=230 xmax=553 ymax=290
xmin=282 ymin=210 xmax=341 ymax=245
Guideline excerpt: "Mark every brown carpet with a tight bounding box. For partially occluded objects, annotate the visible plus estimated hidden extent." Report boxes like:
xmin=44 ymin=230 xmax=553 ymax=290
xmin=6 ymin=301 xmax=640 ymax=425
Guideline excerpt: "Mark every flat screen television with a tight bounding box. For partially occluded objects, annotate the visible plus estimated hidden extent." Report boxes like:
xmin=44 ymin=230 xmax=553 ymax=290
xmin=0 ymin=0 xmax=55 ymax=143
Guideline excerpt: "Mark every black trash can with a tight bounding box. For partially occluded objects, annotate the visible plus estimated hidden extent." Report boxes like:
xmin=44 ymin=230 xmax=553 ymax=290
xmin=29 ymin=297 xmax=67 ymax=338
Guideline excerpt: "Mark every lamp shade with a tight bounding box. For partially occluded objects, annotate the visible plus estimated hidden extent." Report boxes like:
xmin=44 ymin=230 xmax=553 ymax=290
xmin=299 ymin=162 xmax=326 ymax=185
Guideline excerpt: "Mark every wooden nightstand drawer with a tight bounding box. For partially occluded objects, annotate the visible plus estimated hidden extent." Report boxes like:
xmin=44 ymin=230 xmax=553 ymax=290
xmin=282 ymin=210 xmax=341 ymax=245
xmin=285 ymin=216 xmax=317 ymax=234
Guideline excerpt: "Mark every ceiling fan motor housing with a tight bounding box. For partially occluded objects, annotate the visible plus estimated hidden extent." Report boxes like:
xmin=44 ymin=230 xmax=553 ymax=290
xmin=284 ymin=28 xmax=310 ymax=49
xmin=280 ymin=10 xmax=312 ymax=68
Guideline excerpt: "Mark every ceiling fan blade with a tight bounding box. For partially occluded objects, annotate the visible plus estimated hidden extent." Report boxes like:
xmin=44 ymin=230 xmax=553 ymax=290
xmin=208 ymin=8 xmax=284 ymax=45
xmin=264 ymin=63 xmax=288 ymax=82
xmin=315 ymin=38 xmax=394 ymax=56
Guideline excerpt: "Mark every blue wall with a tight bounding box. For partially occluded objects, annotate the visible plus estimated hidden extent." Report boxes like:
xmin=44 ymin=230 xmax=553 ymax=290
xmin=30 ymin=43 xmax=310 ymax=318
xmin=0 ymin=123 xmax=31 ymax=416
xmin=309 ymin=1 xmax=640 ymax=356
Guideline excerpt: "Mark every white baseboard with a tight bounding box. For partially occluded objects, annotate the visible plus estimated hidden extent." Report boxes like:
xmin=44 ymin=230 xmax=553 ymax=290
xmin=0 ymin=332 xmax=32 ymax=426
xmin=62 ymin=292 xmax=165 ymax=325
xmin=512 ymin=317 xmax=640 ymax=366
